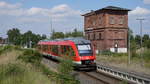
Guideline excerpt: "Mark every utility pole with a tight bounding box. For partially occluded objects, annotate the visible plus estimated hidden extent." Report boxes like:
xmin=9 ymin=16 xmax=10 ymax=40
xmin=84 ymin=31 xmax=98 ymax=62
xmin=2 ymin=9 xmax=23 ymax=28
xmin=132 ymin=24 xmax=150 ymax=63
xmin=136 ymin=18 xmax=145 ymax=67
xmin=50 ymin=14 xmax=53 ymax=39
xmin=128 ymin=28 xmax=131 ymax=65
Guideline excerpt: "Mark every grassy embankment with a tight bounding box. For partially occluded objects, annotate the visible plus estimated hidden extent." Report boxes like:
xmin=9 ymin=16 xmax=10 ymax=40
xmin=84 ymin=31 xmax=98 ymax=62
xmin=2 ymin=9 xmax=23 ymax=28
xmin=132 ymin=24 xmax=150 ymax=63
xmin=0 ymin=45 xmax=79 ymax=84
xmin=96 ymin=50 xmax=150 ymax=74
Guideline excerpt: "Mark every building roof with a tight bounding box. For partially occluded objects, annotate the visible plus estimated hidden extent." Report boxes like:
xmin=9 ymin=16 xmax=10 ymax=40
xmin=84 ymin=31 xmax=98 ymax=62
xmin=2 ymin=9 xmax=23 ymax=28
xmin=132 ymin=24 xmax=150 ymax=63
xmin=101 ymin=6 xmax=130 ymax=11
xmin=82 ymin=6 xmax=131 ymax=16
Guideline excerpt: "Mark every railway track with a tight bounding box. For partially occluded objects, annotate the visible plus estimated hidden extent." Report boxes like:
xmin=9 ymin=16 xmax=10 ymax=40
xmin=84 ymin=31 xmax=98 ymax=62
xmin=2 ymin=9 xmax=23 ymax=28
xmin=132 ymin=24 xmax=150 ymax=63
xmin=72 ymin=71 xmax=109 ymax=84
xmin=42 ymin=57 xmax=150 ymax=84
xmin=97 ymin=64 xmax=150 ymax=84
xmin=42 ymin=57 xmax=109 ymax=84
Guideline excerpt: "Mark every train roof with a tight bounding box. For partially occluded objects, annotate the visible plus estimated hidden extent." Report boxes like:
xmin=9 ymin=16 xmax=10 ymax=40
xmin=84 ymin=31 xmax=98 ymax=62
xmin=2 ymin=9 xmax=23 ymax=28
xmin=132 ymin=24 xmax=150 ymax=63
xmin=39 ymin=37 xmax=91 ymax=44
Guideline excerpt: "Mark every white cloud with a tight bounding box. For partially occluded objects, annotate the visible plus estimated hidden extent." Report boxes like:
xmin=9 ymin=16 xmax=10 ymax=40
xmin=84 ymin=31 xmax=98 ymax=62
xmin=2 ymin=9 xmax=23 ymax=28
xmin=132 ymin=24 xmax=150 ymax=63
xmin=143 ymin=0 xmax=150 ymax=4
xmin=0 ymin=1 xmax=21 ymax=9
xmin=0 ymin=1 xmax=81 ymax=22
xmin=0 ymin=1 xmax=83 ymax=36
xmin=129 ymin=6 xmax=150 ymax=15
xmin=128 ymin=6 xmax=150 ymax=35
xmin=27 ymin=7 xmax=50 ymax=16
xmin=50 ymin=4 xmax=81 ymax=19
xmin=18 ymin=17 xmax=47 ymax=23
xmin=51 ymin=4 xmax=71 ymax=13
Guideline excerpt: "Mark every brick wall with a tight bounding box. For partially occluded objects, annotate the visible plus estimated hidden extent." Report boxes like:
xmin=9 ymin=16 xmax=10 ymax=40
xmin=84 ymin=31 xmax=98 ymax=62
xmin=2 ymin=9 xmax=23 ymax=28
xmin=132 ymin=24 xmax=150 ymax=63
xmin=84 ymin=9 xmax=129 ymax=52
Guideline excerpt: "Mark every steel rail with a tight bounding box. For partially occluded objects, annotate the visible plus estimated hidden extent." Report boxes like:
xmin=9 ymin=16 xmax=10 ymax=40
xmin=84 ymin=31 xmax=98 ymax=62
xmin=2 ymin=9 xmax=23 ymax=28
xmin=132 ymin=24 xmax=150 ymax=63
xmin=80 ymin=71 xmax=109 ymax=84
xmin=42 ymin=56 xmax=150 ymax=84
xmin=97 ymin=64 xmax=150 ymax=84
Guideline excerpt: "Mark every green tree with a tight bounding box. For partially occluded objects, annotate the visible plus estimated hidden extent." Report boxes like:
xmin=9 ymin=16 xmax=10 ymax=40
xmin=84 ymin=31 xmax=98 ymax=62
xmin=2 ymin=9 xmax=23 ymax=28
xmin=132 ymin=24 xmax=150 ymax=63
xmin=146 ymin=40 xmax=150 ymax=48
xmin=22 ymin=31 xmax=45 ymax=48
xmin=128 ymin=28 xmax=134 ymax=41
xmin=143 ymin=34 xmax=149 ymax=41
xmin=143 ymin=34 xmax=149 ymax=47
xmin=50 ymin=29 xmax=83 ymax=39
xmin=0 ymin=37 xmax=2 ymax=40
xmin=50 ymin=30 xmax=65 ymax=39
xmin=7 ymin=28 xmax=21 ymax=45
xmin=65 ymin=32 xmax=72 ymax=38
xmin=71 ymin=28 xmax=83 ymax=37
xmin=135 ymin=35 xmax=141 ymax=48
xmin=41 ymin=34 xmax=47 ymax=40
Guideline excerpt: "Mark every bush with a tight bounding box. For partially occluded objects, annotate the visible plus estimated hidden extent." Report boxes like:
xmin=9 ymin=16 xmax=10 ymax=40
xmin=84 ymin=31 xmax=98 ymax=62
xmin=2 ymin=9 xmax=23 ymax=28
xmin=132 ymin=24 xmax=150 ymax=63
xmin=100 ymin=50 xmax=127 ymax=57
xmin=101 ymin=50 xmax=112 ymax=55
xmin=143 ymin=49 xmax=150 ymax=61
xmin=0 ymin=63 xmax=51 ymax=84
xmin=18 ymin=49 xmax=42 ymax=65
xmin=57 ymin=56 xmax=79 ymax=84
xmin=0 ymin=45 xmax=21 ymax=55
xmin=17 ymin=49 xmax=79 ymax=84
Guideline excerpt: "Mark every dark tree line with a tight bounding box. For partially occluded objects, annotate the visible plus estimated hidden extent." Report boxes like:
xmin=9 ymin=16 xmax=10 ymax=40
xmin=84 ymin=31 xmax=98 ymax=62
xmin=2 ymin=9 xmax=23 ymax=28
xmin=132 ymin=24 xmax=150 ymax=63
xmin=6 ymin=28 xmax=83 ymax=48
xmin=50 ymin=29 xmax=83 ymax=39
xmin=7 ymin=28 xmax=46 ymax=48
xmin=130 ymin=34 xmax=150 ymax=49
xmin=129 ymin=29 xmax=150 ymax=57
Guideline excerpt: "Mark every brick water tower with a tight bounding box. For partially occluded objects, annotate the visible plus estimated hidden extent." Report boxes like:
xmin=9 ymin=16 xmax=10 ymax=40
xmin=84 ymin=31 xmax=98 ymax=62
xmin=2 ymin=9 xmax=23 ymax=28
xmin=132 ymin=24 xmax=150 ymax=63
xmin=82 ymin=6 xmax=130 ymax=53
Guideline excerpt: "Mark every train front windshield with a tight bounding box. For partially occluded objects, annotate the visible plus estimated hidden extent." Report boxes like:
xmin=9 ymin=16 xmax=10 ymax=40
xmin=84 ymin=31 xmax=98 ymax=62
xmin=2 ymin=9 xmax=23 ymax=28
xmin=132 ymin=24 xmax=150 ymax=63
xmin=77 ymin=44 xmax=93 ymax=56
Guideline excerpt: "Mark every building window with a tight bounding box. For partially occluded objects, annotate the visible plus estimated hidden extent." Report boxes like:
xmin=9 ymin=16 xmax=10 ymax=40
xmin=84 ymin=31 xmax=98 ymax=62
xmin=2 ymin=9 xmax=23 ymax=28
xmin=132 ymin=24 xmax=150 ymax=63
xmin=99 ymin=33 xmax=102 ymax=40
xmin=99 ymin=17 xmax=102 ymax=24
xmin=93 ymin=21 xmax=96 ymax=26
xmin=88 ymin=34 xmax=90 ymax=40
xmin=109 ymin=16 xmax=115 ymax=24
xmin=86 ymin=17 xmax=90 ymax=23
xmin=90 ymin=33 xmax=92 ymax=40
xmin=119 ymin=16 xmax=124 ymax=24
xmin=95 ymin=32 xmax=99 ymax=40
xmin=93 ymin=33 xmax=95 ymax=40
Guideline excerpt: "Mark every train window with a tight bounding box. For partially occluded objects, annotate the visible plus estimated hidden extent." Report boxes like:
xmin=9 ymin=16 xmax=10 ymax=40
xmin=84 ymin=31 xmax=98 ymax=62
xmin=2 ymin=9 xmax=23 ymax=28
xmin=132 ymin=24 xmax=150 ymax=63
xmin=42 ymin=45 xmax=47 ymax=52
xmin=77 ymin=44 xmax=93 ymax=56
xmin=68 ymin=46 xmax=75 ymax=56
xmin=41 ymin=45 xmax=44 ymax=51
xmin=61 ymin=45 xmax=75 ymax=57
xmin=48 ymin=45 xmax=51 ymax=52
xmin=51 ymin=45 xmax=58 ymax=55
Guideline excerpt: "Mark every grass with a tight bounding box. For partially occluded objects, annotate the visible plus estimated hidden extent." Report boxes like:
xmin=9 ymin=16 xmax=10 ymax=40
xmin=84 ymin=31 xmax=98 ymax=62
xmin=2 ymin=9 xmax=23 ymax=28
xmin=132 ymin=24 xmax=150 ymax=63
xmin=0 ymin=45 xmax=79 ymax=84
xmin=0 ymin=63 xmax=51 ymax=84
xmin=0 ymin=46 xmax=52 ymax=84
xmin=0 ymin=45 xmax=21 ymax=55
xmin=96 ymin=50 xmax=150 ymax=75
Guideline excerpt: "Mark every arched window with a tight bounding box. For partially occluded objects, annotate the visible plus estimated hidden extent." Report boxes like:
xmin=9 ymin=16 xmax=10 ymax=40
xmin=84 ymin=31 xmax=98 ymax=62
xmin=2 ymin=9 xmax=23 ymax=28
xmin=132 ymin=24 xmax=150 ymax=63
xmin=119 ymin=16 xmax=124 ymax=24
xmin=99 ymin=33 xmax=102 ymax=40
xmin=109 ymin=16 xmax=115 ymax=24
xmin=99 ymin=17 xmax=102 ymax=24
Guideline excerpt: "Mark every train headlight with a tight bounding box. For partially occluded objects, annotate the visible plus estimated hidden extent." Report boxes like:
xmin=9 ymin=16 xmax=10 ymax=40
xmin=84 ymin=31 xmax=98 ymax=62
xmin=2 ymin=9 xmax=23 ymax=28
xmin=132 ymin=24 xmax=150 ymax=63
xmin=93 ymin=60 xmax=96 ymax=63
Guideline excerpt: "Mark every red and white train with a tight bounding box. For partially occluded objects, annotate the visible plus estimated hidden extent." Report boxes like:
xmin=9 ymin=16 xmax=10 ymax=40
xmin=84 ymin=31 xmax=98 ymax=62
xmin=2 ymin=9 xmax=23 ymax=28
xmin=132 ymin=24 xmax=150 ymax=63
xmin=37 ymin=37 xmax=96 ymax=70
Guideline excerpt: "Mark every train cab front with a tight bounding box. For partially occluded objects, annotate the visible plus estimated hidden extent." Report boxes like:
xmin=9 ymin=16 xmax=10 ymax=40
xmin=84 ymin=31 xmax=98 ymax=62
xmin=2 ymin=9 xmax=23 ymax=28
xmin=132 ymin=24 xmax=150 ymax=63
xmin=74 ymin=44 xmax=97 ymax=70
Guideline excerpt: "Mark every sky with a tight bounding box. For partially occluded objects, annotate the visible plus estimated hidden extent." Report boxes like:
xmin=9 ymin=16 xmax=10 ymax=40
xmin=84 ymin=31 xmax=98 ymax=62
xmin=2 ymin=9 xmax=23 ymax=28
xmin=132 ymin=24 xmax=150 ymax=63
xmin=0 ymin=0 xmax=150 ymax=38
